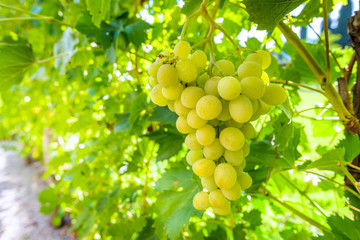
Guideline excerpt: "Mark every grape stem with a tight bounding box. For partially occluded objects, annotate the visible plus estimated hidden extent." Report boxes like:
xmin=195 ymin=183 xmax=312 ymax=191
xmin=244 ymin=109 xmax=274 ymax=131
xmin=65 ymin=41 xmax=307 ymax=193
xmin=322 ymin=0 xmax=331 ymax=81
xmin=270 ymin=79 xmax=326 ymax=96
xmin=338 ymin=164 xmax=360 ymax=195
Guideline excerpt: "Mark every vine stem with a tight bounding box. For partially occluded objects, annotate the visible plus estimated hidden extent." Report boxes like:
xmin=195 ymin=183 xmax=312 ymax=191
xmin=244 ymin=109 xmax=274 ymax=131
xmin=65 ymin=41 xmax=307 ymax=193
xmin=338 ymin=164 xmax=360 ymax=195
xmin=348 ymin=162 xmax=360 ymax=171
xmin=36 ymin=52 xmax=70 ymax=64
xmin=270 ymin=79 xmax=326 ymax=96
xmin=293 ymin=106 xmax=337 ymax=116
xmin=180 ymin=7 xmax=202 ymax=40
xmin=322 ymin=0 xmax=331 ymax=81
xmin=265 ymin=193 xmax=331 ymax=233
xmin=0 ymin=3 xmax=72 ymax=27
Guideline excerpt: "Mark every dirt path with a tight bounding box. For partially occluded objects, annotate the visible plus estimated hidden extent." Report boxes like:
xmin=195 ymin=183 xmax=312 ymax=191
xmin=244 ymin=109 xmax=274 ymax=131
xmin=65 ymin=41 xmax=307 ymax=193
xmin=0 ymin=143 xmax=75 ymax=240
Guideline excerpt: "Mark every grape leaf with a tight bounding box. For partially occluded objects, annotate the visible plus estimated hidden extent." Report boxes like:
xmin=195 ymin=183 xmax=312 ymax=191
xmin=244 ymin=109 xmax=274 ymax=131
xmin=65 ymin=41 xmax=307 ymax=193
xmin=336 ymin=131 xmax=360 ymax=162
xmin=125 ymin=20 xmax=151 ymax=48
xmin=155 ymin=167 xmax=194 ymax=192
xmin=149 ymin=106 xmax=177 ymax=124
xmin=181 ymin=0 xmax=202 ymax=16
xmin=243 ymin=0 xmax=305 ymax=30
xmin=272 ymin=112 xmax=293 ymax=151
xmin=313 ymin=215 xmax=360 ymax=240
xmin=54 ymin=28 xmax=78 ymax=75
xmin=86 ymin=0 xmax=111 ymax=27
xmin=0 ymin=43 xmax=35 ymax=90
xmin=114 ymin=113 xmax=131 ymax=132
xmin=305 ymin=148 xmax=345 ymax=172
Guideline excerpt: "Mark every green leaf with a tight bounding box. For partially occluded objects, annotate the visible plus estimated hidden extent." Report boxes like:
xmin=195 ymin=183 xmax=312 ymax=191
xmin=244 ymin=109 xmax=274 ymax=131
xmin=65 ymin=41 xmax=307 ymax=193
xmin=206 ymin=226 xmax=227 ymax=240
xmin=0 ymin=43 xmax=35 ymax=90
xmin=125 ymin=20 xmax=151 ymax=48
xmin=337 ymin=131 xmax=360 ymax=162
xmin=272 ymin=113 xmax=293 ymax=151
xmin=306 ymin=148 xmax=345 ymax=172
xmin=129 ymin=93 xmax=149 ymax=131
xmin=115 ymin=113 xmax=130 ymax=132
xmin=86 ymin=0 xmax=111 ymax=27
xmin=243 ymin=0 xmax=306 ymax=30
xmin=38 ymin=188 xmax=60 ymax=214
xmin=108 ymin=217 xmax=146 ymax=239
xmin=313 ymin=215 xmax=360 ymax=240
xmin=155 ymin=167 xmax=194 ymax=192
xmin=243 ymin=209 xmax=262 ymax=230
xmin=149 ymin=106 xmax=177 ymax=124
xmin=181 ymin=0 xmax=202 ymax=16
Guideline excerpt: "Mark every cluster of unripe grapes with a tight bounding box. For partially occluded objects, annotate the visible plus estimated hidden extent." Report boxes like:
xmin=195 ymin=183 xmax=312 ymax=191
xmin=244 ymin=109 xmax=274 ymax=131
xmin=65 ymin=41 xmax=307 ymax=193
xmin=148 ymin=40 xmax=287 ymax=216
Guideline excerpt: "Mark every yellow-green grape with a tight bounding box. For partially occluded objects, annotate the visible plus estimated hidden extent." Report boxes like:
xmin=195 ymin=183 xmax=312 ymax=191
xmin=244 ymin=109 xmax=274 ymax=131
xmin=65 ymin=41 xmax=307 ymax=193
xmin=241 ymin=122 xmax=255 ymax=139
xmin=208 ymin=118 xmax=220 ymax=127
xmin=217 ymin=99 xmax=231 ymax=121
xmin=176 ymin=115 xmax=194 ymax=134
xmin=196 ymin=124 xmax=215 ymax=146
xmin=256 ymin=50 xmax=271 ymax=69
xmin=190 ymin=50 xmax=207 ymax=72
xmin=251 ymin=99 xmax=259 ymax=113
xmin=193 ymin=191 xmax=210 ymax=211
xmin=186 ymin=149 xmax=203 ymax=166
xmin=162 ymin=82 xmax=184 ymax=100
xmin=229 ymin=95 xmax=253 ymax=123
xmin=219 ymin=127 xmax=245 ymax=151
xmin=261 ymin=83 xmax=287 ymax=105
xmin=237 ymin=61 xmax=262 ymax=79
xmin=151 ymin=84 xmax=168 ymax=106
xmin=174 ymin=99 xmax=191 ymax=116
xmin=197 ymin=72 xmax=210 ymax=88
xmin=261 ymin=71 xmax=270 ymax=84
xmin=240 ymin=76 xmax=265 ymax=99
xmin=156 ymin=50 xmax=171 ymax=63
xmin=157 ymin=64 xmax=178 ymax=87
xmin=148 ymin=62 xmax=162 ymax=77
xmin=181 ymin=86 xmax=205 ymax=109
xmin=245 ymin=53 xmax=263 ymax=66
xmin=209 ymin=189 xmax=227 ymax=208
xmin=176 ymin=59 xmax=198 ymax=83
xmin=185 ymin=132 xmax=202 ymax=150
xmin=221 ymin=182 xmax=241 ymax=201
xmin=201 ymin=176 xmax=217 ymax=191
xmin=259 ymin=100 xmax=270 ymax=115
xmin=149 ymin=76 xmax=158 ymax=87
xmin=196 ymin=95 xmax=222 ymax=120
xmin=250 ymin=104 xmax=262 ymax=121
xmin=238 ymin=172 xmax=253 ymax=190
xmin=187 ymin=109 xmax=207 ymax=129
xmin=212 ymin=200 xmax=231 ymax=216
xmin=214 ymin=163 xmax=237 ymax=189
xmin=192 ymin=158 xmax=216 ymax=177
xmin=213 ymin=59 xmax=235 ymax=76
xmin=224 ymin=149 xmax=244 ymax=166
xmin=224 ymin=119 xmax=243 ymax=129
xmin=234 ymin=162 xmax=246 ymax=176
xmin=204 ymin=76 xmax=221 ymax=97
xmin=203 ymin=138 xmax=224 ymax=160
xmin=174 ymin=41 xmax=191 ymax=60
xmin=242 ymin=141 xmax=250 ymax=157
xmin=218 ymin=76 xmax=242 ymax=100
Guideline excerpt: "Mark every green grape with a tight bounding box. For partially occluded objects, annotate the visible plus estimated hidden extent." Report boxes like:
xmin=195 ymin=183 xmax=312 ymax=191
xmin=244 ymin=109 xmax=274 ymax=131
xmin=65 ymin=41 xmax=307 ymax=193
xmin=209 ymin=189 xmax=227 ymax=208
xmin=174 ymin=99 xmax=191 ymax=116
xmin=245 ymin=53 xmax=263 ymax=66
xmin=148 ymin=62 xmax=162 ymax=77
xmin=151 ymin=84 xmax=168 ymax=106
xmin=224 ymin=149 xmax=244 ymax=166
xmin=234 ymin=162 xmax=246 ymax=177
xmin=196 ymin=95 xmax=222 ymax=120
xmin=149 ymin=76 xmax=158 ymax=87
xmin=190 ymin=50 xmax=207 ymax=72
xmin=168 ymin=100 xmax=175 ymax=112
xmin=259 ymin=100 xmax=270 ymax=115
xmin=196 ymin=124 xmax=215 ymax=146
xmin=157 ymin=64 xmax=178 ymax=87
xmin=186 ymin=149 xmax=203 ymax=166
xmin=224 ymin=119 xmax=243 ymax=129
xmin=240 ymin=76 xmax=265 ymax=99
xmin=204 ymin=76 xmax=221 ymax=97
xmin=256 ymin=50 xmax=271 ymax=69
xmin=174 ymin=41 xmax=191 ymax=60
xmin=197 ymin=72 xmax=210 ymax=88
xmin=251 ymin=99 xmax=259 ymax=113
xmin=212 ymin=200 xmax=231 ymax=216
xmin=238 ymin=172 xmax=253 ymax=190
xmin=241 ymin=122 xmax=255 ymax=139
xmin=187 ymin=109 xmax=207 ymax=129
xmin=219 ymin=127 xmax=245 ymax=151
xmin=214 ymin=163 xmax=237 ymax=189
xmin=213 ymin=59 xmax=235 ymax=76
xmin=201 ymin=176 xmax=218 ymax=191
xmin=217 ymin=99 xmax=231 ymax=121
xmin=176 ymin=115 xmax=194 ymax=134
xmin=203 ymin=138 xmax=224 ymax=160
xmin=261 ymin=71 xmax=269 ymax=84
xmin=261 ymin=83 xmax=287 ymax=105
xmin=185 ymin=132 xmax=203 ymax=150
xmin=242 ymin=141 xmax=250 ymax=157
xmin=162 ymin=82 xmax=184 ymax=100
xmin=192 ymin=158 xmax=216 ymax=177
xmin=218 ymin=76 xmax=242 ymax=100
xmin=156 ymin=50 xmax=171 ymax=63
xmin=250 ymin=104 xmax=261 ymax=121
xmin=229 ymin=95 xmax=253 ymax=123
xmin=193 ymin=191 xmax=210 ymax=210
xmin=221 ymin=182 xmax=241 ymax=201
xmin=176 ymin=59 xmax=198 ymax=83
xmin=237 ymin=61 xmax=262 ymax=79
xmin=181 ymin=86 xmax=205 ymax=109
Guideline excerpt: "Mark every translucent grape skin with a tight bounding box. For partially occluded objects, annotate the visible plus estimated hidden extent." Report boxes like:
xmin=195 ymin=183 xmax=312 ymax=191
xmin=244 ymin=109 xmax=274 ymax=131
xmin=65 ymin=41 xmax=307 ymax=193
xmin=217 ymin=99 xmax=231 ymax=121
xmin=176 ymin=115 xmax=194 ymax=134
xmin=212 ymin=200 xmax=231 ymax=216
xmin=181 ymin=86 xmax=205 ymax=109
xmin=193 ymin=191 xmax=210 ymax=210
xmin=224 ymin=149 xmax=244 ymax=166
xmin=192 ymin=158 xmax=216 ymax=177
xmin=241 ymin=122 xmax=255 ymax=139
xmin=196 ymin=95 xmax=222 ymax=120
xmin=204 ymin=76 xmax=221 ymax=97
xmin=196 ymin=124 xmax=215 ymax=146
xmin=214 ymin=163 xmax=237 ymax=190
xmin=256 ymin=50 xmax=271 ymax=69
xmin=185 ymin=132 xmax=202 ymax=150
xmin=186 ymin=149 xmax=203 ymax=166
xmin=201 ymin=176 xmax=218 ymax=191
xmin=162 ymin=82 xmax=183 ymax=100
xmin=238 ymin=172 xmax=253 ymax=190
xmin=176 ymin=59 xmax=198 ymax=83
xmin=174 ymin=41 xmax=191 ymax=60
xmin=240 ymin=76 xmax=265 ymax=99
xmin=229 ymin=95 xmax=253 ymax=123
xmin=219 ymin=127 xmax=245 ymax=151
xmin=217 ymin=76 xmax=242 ymax=100
xmin=261 ymin=83 xmax=287 ymax=105
xmin=190 ymin=50 xmax=207 ymax=72
xmin=203 ymin=138 xmax=224 ymax=160
xmin=213 ymin=59 xmax=235 ymax=76
xmin=197 ymin=73 xmax=210 ymax=88
xmin=245 ymin=53 xmax=263 ymax=66
xmin=174 ymin=99 xmax=190 ymax=116
xmin=187 ymin=109 xmax=207 ymax=129
xmin=209 ymin=189 xmax=227 ymax=208
xmin=157 ymin=64 xmax=178 ymax=87
xmin=221 ymin=182 xmax=241 ymax=201
xmin=151 ymin=84 xmax=168 ymax=106
xmin=237 ymin=61 xmax=262 ymax=80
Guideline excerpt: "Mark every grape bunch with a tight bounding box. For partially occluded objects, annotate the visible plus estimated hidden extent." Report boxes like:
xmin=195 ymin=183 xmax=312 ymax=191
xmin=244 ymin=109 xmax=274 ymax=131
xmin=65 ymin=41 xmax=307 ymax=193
xmin=148 ymin=41 xmax=287 ymax=216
